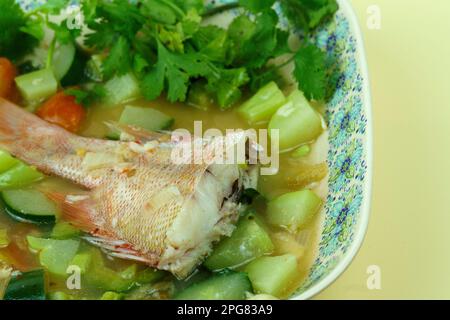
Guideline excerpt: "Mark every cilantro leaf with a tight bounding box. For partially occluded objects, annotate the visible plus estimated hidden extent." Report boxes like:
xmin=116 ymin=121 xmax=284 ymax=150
xmin=140 ymin=0 xmax=181 ymax=25
xmin=207 ymin=67 xmax=250 ymax=109
xmin=192 ymin=26 xmax=228 ymax=63
xmin=239 ymin=0 xmax=276 ymax=13
xmin=83 ymin=0 xmax=145 ymax=50
xmin=102 ymin=36 xmax=132 ymax=79
xmin=38 ymin=0 xmax=70 ymax=15
xmin=226 ymin=11 xmax=280 ymax=69
xmin=65 ymin=85 xmax=106 ymax=106
xmin=48 ymin=20 xmax=81 ymax=44
xmin=279 ymin=0 xmax=338 ymax=31
xmin=0 ymin=0 xmax=39 ymax=60
xmin=239 ymin=10 xmax=279 ymax=68
xmin=293 ymin=45 xmax=327 ymax=100
xmin=141 ymin=42 xmax=214 ymax=102
xmin=173 ymin=0 xmax=205 ymax=14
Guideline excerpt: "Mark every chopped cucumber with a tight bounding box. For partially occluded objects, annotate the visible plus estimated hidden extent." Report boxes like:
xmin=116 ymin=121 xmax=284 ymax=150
xmin=25 ymin=42 xmax=76 ymax=81
xmin=0 ymin=150 xmax=19 ymax=174
xmin=103 ymin=73 xmax=141 ymax=106
xmin=83 ymin=249 xmax=137 ymax=292
xmin=1 ymin=189 xmax=58 ymax=225
xmin=51 ymin=222 xmax=81 ymax=240
xmin=27 ymin=236 xmax=80 ymax=277
xmin=15 ymin=69 xmax=58 ymax=103
xmin=175 ymin=271 xmax=252 ymax=300
xmin=244 ymin=254 xmax=298 ymax=297
xmin=266 ymin=190 xmax=322 ymax=232
xmin=268 ymin=90 xmax=323 ymax=151
xmin=70 ymin=252 xmax=92 ymax=275
xmin=101 ymin=291 xmax=124 ymax=300
xmin=291 ymin=145 xmax=311 ymax=158
xmin=0 ymin=163 xmax=43 ymax=190
xmin=51 ymin=42 xmax=76 ymax=81
xmin=4 ymin=269 xmax=46 ymax=300
xmin=271 ymin=232 xmax=306 ymax=260
xmin=238 ymin=81 xmax=286 ymax=124
xmin=136 ymin=268 xmax=166 ymax=285
xmin=48 ymin=291 xmax=75 ymax=300
xmin=119 ymin=105 xmax=174 ymax=131
xmin=204 ymin=215 xmax=274 ymax=271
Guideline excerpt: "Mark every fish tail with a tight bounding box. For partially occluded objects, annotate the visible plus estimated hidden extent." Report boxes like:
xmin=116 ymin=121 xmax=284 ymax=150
xmin=0 ymin=98 xmax=96 ymax=185
xmin=43 ymin=190 xmax=100 ymax=233
xmin=0 ymin=98 xmax=71 ymax=161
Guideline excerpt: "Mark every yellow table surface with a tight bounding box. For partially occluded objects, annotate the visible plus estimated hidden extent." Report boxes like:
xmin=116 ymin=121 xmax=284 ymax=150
xmin=316 ymin=0 xmax=450 ymax=299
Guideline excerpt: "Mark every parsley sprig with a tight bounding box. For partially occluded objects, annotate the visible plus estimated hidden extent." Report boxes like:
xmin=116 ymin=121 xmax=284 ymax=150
xmin=0 ymin=0 xmax=338 ymax=108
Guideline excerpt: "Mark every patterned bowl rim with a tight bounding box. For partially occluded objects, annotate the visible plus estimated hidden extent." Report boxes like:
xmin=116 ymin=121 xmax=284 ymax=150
xmin=291 ymin=0 xmax=373 ymax=300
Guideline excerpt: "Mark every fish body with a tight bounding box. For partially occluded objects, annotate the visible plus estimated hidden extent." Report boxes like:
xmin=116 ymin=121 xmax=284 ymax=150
xmin=0 ymin=98 xmax=256 ymax=278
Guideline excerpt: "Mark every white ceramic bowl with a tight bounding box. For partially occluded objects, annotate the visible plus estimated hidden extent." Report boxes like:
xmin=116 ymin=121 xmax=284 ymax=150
xmin=291 ymin=0 xmax=373 ymax=299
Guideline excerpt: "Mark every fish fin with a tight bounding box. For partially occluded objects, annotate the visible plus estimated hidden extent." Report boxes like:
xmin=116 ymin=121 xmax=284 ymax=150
xmin=44 ymin=191 xmax=101 ymax=234
xmin=104 ymin=121 xmax=170 ymax=143
xmin=82 ymin=235 xmax=154 ymax=264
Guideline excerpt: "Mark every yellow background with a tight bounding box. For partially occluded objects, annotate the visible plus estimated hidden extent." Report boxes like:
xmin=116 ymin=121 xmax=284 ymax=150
xmin=316 ymin=0 xmax=450 ymax=299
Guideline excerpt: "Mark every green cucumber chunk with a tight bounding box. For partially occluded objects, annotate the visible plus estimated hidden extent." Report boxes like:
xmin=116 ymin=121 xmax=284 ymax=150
xmin=27 ymin=236 xmax=80 ymax=277
xmin=103 ymin=73 xmax=141 ymax=106
xmin=291 ymin=145 xmax=311 ymax=158
xmin=238 ymin=81 xmax=286 ymax=124
xmin=266 ymin=190 xmax=322 ymax=232
xmin=175 ymin=271 xmax=253 ymax=300
xmin=0 ymin=163 xmax=44 ymax=190
xmin=1 ymin=189 xmax=58 ymax=225
xmin=101 ymin=291 xmax=124 ymax=300
xmin=244 ymin=254 xmax=298 ymax=297
xmin=15 ymin=69 xmax=58 ymax=102
xmin=83 ymin=248 xmax=137 ymax=292
xmin=119 ymin=105 xmax=174 ymax=132
xmin=136 ymin=268 xmax=166 ymax=285
xmin=268 ymin=90 xmax=323 ymax=151
xmin=50 ymin=222 xmax=81 ymax=240
xmin=70 ymin=252 xmax=92 ymax=274
xmin=48 ymin=291 xmax=75 ymax=300
xmin=4 ymin=269 xmax=46 ymax=300
xmin=25 ymin=42 xmax=76 ymax=81
xmin=204 ymin=215 xmax=274 ymax=271
xmin=51 ymin=42 xmax=76 ymax=81
xmin=0 ymin=150 xmax=19 ymax=174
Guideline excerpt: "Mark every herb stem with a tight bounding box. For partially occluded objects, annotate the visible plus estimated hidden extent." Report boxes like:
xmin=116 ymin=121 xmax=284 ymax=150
xmin=202 ymin=2 xmax=241 ymax=18
xmin=46 ymin=36 xmax=56 ymax=69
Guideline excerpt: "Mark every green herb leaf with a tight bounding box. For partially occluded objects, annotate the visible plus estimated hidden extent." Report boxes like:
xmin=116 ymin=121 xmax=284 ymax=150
xmin=0 ymin=0 xmax=39 ymax=60
xmin=279 ymin=0 xmax=338 ymax=31
xmin=65 ymin=85 xmax=106 ymax=106
xmin=102 ymin=36 xmax=132 ymax=79
xmin=293 ymin=45 xmax=327 ymax=101
xmin=239 ymin=0 xmax=276 ymax=13
xmin=142 ymin=42 xmax=214 ymax=102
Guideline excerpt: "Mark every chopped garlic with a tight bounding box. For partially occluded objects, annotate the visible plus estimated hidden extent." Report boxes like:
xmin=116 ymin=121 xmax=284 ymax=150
xmin=82 ymin=152 xmax=124 ymax=171
xmin=129 ymin=141 xmax=159 ymax=154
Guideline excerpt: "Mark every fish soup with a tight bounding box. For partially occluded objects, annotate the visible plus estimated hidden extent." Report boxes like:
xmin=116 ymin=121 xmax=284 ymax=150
xmin=0 ymin=0 xmax=337 ymax=300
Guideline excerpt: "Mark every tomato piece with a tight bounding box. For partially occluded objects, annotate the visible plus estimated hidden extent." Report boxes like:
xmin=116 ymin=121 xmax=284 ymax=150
xmin=0 ymin=58 xmax=18 ymax=99
xmin=36 ymin=91 xmax=86 ymax=133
